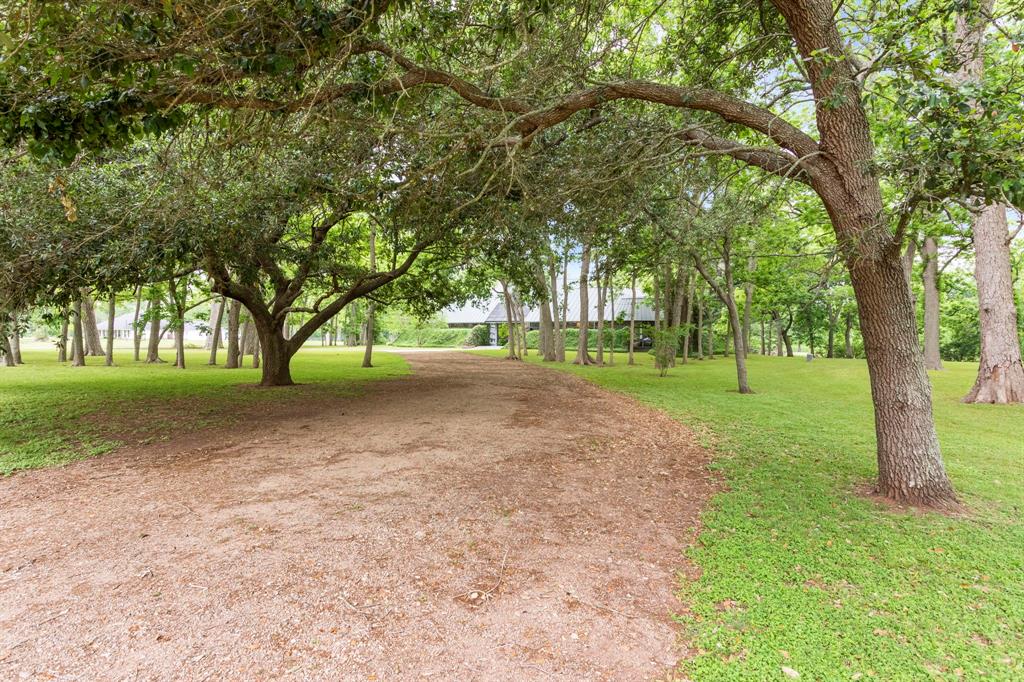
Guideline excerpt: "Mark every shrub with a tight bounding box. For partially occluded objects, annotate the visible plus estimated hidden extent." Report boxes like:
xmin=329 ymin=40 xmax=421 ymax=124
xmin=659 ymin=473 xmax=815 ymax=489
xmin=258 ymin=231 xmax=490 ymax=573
xmin=467 ymin=324 xmax=491 ymax=346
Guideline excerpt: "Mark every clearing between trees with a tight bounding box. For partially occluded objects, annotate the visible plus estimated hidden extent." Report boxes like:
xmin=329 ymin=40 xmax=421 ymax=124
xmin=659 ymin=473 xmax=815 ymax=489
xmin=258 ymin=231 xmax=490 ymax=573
xmin=0 ymin=352 xmax=714 ymax=680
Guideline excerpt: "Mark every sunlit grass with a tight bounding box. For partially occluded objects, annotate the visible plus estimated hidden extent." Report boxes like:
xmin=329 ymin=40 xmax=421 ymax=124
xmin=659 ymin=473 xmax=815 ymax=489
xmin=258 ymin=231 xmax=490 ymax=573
xmin=475 ymin=350 xmax=1024 ymax=681
xmin=0 ymin=346 xmax=408 ymax=474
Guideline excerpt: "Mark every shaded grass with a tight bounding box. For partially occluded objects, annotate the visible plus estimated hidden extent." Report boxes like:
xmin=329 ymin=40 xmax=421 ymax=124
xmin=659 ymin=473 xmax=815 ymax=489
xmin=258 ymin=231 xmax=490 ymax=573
xmin=0 ymin=347 xmax=408 ymax=475
xmin=475 ymin=350 xmax=1023 ymax=681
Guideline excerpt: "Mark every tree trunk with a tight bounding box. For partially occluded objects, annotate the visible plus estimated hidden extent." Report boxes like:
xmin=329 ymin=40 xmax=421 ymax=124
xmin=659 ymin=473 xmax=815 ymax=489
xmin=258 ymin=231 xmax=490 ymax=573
xmin=595 ymin=262 xmax=605 ymax=365
xmin=760 ymin=317 xmax=766 ymax=356
xmin=71 ymin=298 xmax=86 ymax=367
xmin=145 ymin=291 xmax=163 ymax=363
xmin=773 ymin=313 xmax=783 ymax=356
xmin=743 ymin=256 xmax=755 ymax=356
xmin=844 ymin=311 xmax=854 ymax=358
xmin=500 ymin=281 xmax=520 ymax=360
xmin=362 ymin=304 xmax=376 ymax=368
xmin=535 ymin=260 xmax=556 ymax=362
xmin=58 ymin=317 xmax=68 ymax=363
xmin=843 ymin=244 xmax=956 ymax=506
xmin=105 ymin=295 xmax=116 ymax=366
xmin=628 ymin=273 xmax=637 ymax=365
xmin=826 ymin=302 xmax=839 ymax=359
xmin=10 ymin=312 xmax=22 ymax=364
xmin=608 ymin=271 xmax=616 ymax=365
xmin=548 ymin=253 xmax=564 ymax=362
xmin=573 ymin=242 xmax=595 ymax=365
xmin=693 ymin=253 xmax=751 ymax=393
xmin=132 ymin=286 xmax=143 ymax=362
xmin=560 ymin=247 xmax=570 ymax=362
xmin=208 ymin=297 xmax=225 ymax=365
xmin=681 ymin=274 xmax=694 ymax=364
xmin=922 ymin=236 xmax=944 ymax=371
xmin=653 ymin=271 xmax=667 ymax=376
xmin=951 ymin=0 xmax=1022 ymax=401
xmin=696 ymin=295 xmax=704 ymax=359
xmin=964 ymin=205 xmax=1024 ymax=401
xmin=0 ymin=328 xmax=14 ymax=367
xmin=257 ymin=327 xmax=294 ymax=386
xmin=362 ymin=224 xmax=377 ymax=368
xmin=225 ymin=300 xmax=241 ymax=369
xmin=780 ymin=311 xmax=794 ymax=357
xmin=707 ymin=314 xmax=715 ymax=360
xmin=81 ymin=290 xmax=104 ymax=356
xmin=175 ymin=325 xmax=185 ymax=369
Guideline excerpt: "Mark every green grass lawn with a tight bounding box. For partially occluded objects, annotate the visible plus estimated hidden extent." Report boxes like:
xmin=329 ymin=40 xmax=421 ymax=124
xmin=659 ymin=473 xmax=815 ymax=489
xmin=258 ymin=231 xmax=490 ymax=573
xmin=0 ymin=346 xmax=408 ymax=475
xmin=477 ymin=350 xmax=1023 ymax=681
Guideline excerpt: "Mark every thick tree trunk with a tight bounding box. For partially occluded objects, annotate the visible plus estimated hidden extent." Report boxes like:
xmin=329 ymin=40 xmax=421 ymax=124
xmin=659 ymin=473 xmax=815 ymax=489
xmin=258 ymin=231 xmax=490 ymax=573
xmin=964 ymin=205 xmax=1024 ymax=401
xmin=922 ymin=236 xmax=944 ymax=371
xmin=81 ymin=290 xmax=104 ymax=356
xmin=0 ymin=328 xmax=14 ymax=367
xmin=769 ymin=0 xmax=956 ymax=506
xmin=950 ymin=1 xmax=1022 ymax=400
xmin=145 ymin=291 xmax=163 ymax=363
xmin=573 ymin=243 xmax=595 ymax=365
xmin=208 ymin=297 xmax=225 ymax=365
xmin=257 ymin=328 xmax=294 ymax=386
xmin=132 ymin=287 xmax=143 ymax=362
xmin=225 ymin=300 xmax=241 ymax=369
xmin=845 ymin=248 xmax=956 ymax=506
xmin=71 ymin=298 xmax=86 ymax=367
xmin=105 ymin=296 xmax=116 ymax=366
xmin=9 ymin=312 xmax=22 ymax=364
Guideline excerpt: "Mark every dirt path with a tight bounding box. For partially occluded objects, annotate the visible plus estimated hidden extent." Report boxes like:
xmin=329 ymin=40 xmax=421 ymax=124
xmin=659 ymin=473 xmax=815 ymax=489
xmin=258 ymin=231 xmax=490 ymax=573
xmin=0 ymin=352 xmax=715 ymax=681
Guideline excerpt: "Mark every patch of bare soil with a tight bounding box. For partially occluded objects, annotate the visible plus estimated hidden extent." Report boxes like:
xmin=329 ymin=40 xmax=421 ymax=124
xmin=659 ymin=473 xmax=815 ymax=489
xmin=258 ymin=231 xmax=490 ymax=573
xmin=0 ymin=352 xmax=716 ymax=680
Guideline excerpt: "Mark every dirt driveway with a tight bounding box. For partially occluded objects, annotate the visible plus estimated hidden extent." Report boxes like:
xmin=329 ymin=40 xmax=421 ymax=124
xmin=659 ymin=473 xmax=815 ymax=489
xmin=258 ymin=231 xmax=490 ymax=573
xmin=0 ymin=352 xmax=714 ymax=681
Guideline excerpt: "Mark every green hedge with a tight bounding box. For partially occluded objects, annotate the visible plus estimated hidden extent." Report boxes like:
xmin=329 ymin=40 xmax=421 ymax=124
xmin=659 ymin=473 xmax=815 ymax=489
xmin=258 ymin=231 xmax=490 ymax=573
xmin=387 ymin=327 xmax=472 ymax=347
xmin=468 ymin=324 xmax=491 ymax=346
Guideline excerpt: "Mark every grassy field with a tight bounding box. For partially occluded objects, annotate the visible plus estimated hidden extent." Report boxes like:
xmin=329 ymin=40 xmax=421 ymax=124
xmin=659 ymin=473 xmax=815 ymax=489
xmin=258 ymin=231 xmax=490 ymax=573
xmin=4 ymin=345 xmax=1022 ymax=679
xmin=477 ymin=350 xmax=1023 ymax=681
xmin=0 ymin=346 xmax=408 ymax=475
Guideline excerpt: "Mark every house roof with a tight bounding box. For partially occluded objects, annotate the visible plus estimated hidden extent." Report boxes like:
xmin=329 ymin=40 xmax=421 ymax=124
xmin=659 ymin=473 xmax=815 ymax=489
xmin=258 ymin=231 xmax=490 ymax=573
xmin=443 ymin=298 xmax=501 ymax=325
